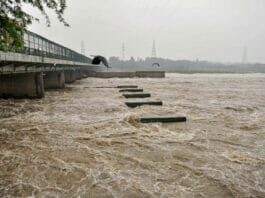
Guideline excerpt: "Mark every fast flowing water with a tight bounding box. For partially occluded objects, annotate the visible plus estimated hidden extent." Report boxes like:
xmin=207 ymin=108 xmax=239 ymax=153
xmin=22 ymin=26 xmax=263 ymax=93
xmin=0 ymin=73 xmax=264 ymax=198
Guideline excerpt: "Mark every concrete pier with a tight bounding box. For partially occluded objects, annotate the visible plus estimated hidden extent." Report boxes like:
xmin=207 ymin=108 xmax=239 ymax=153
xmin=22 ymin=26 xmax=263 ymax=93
xmin=125 ymin=101 xmax=163 ymax=108
xmin=0 ymin=72 xmax=44 ymax=98
xmin=75 ymin=70 xmax=83 ymax=80
xmin=44 ymin=71 xmax=65 ymax=89
xmin=95 ymin=72 xmax=135 ymax=78
xmin=82 ymin=70 xmax=97 ymax=77
xmin=64 ymin=70 xmax=76 ymax=83
xmin=117 ymin=85 xmax=138 ymax=88
xmin=135 ymin=116 xmax=187 ymax=123
xmin=123 ymin=93 xmax=151 ymax=98
xmin=119 ymin=89 xmax=143 ymax=92
xmin=135 ymin=71 xmax=165 ymax=78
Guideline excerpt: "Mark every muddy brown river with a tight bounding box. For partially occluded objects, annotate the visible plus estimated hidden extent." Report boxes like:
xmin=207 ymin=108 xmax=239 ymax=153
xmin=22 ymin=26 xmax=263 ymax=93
xmin=0 ymin=73 xmax=264 ymax=198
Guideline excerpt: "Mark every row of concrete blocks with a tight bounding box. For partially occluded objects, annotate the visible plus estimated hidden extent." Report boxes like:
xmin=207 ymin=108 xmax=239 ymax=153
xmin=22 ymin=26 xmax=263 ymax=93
xmin=0 ymin=70 xmax=86 ymax=99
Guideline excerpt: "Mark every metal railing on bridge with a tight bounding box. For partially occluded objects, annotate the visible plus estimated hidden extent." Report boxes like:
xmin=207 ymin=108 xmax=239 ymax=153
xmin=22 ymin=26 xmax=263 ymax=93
xmin=5 ymin=30 xmax=92 ymax=64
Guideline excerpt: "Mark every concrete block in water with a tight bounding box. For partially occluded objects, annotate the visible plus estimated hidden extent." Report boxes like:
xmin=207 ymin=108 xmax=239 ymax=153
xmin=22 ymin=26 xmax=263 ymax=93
xmin=64 ymin=70 xmax=76 ymax=83
xmin=44 ymin=71 xmax=65 ymax=89
xmin=135 ymin=71 xmax=165 ymax=78
xmin=119 ymin=89 xmax=143 ymax=92
xmin=95 ymin=72 xmax=135 ymax=78
xmin=123 ymin=93 xmax=151 ymax=98
xmin=75 ymin=70 xmax=83 ymax=80
xmin=117 ymin=85 xmax=138 ymax=88
xmin=0 ymin=72 xmax=44 ymax=98
xmin=125 ymin=101 xmax=162 ymax=108
xmin=135 ymin=116 xmax=186 ymax=123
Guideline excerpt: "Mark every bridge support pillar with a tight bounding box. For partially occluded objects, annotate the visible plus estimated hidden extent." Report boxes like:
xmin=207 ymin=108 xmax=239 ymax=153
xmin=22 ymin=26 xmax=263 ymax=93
xmin=82 ymin=70 xmax=96 ymax=77
xmin=64 ymin=70 xmax=76 ymax=83
xmin=44 ymin=71 xmax=65 ymax=89
xmin=0 ymin=72 xmax=45 ymax=98
xmin=75 ymin=70 xmax=83 ymax=80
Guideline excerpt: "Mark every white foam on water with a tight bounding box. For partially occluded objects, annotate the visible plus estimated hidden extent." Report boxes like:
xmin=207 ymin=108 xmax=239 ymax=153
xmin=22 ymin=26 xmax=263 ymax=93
xmin=0 ymin=74 xmax=265 ymax=197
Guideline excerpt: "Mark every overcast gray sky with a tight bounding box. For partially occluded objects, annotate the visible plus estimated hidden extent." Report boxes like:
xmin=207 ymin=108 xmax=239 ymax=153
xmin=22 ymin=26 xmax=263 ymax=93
xmin=24 ymin=0 xmax=265 ymax=63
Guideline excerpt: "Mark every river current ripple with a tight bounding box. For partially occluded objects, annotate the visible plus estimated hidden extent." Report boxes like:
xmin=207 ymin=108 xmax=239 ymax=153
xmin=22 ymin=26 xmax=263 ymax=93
xmin=0 ymin=73 xmax=265 ymax=198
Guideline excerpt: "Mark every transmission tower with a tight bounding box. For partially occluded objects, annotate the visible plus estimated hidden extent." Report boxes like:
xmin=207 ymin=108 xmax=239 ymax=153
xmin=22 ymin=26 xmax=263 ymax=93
xmin=81 ymin=40 xmax=85 ymax=55
xmin=122 ymin=42 xmax=125 ymax=60
xmin=151 ymin=40 xmax=157 ymax=58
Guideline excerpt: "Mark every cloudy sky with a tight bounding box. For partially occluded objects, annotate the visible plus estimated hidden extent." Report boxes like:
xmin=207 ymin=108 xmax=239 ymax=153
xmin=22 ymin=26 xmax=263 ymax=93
xmin=24 ymin=0 xmax=265 ymax=63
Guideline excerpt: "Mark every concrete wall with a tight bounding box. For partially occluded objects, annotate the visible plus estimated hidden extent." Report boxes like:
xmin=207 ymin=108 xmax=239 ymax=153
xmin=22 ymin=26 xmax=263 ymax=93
xmin=44 ymin=71 xmax=65 ymax=89
xmin=135 ymin=71 xmax=165 ymax=78
xmin=95 ymin=72 xmax=135 ymax=78
xmin=64 ymin=70 xmax=76 ymax=83
xmin=0 ymin=61 xmax=104 ymax=98
xmin=84 ymin=71 xmax=97 ymax=77
xmin=75 ymin=70 xmax=84 ymax=80
xmin=0 ymin=72 xmax=44 ymax=98
xmin=92 ymin=71 xmax=165 ymax=78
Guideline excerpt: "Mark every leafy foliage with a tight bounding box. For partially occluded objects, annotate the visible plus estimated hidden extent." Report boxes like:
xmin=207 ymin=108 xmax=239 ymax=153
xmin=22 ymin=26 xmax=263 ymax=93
xmin=0 ymin=0 xmax=69 ymax=51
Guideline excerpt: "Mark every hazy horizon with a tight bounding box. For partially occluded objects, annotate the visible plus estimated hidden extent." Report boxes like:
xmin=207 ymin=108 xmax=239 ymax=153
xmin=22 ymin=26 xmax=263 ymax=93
xmin=24 ymin=0 xmax=265 ymax=63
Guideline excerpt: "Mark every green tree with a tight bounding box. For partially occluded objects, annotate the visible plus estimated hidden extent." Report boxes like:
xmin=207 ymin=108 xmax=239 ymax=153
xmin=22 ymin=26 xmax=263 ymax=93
xmin=0 ymin=0 xmax=69 ymax=51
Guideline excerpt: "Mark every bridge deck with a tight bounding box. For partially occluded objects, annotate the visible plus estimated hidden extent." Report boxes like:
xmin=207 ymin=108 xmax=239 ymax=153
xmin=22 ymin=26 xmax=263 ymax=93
xmin=0 ymin=52 xmax=101 ymax=75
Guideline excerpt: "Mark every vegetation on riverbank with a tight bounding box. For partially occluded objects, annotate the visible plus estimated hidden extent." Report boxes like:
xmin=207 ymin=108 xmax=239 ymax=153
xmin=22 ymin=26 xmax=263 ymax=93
xmin=109 ymin=56 xmax=265 ymax=73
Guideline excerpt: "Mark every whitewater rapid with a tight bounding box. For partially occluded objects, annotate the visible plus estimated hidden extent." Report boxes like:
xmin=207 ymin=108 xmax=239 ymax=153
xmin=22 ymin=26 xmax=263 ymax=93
xmin=0 ymin=73 xmax=264 ymax=197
